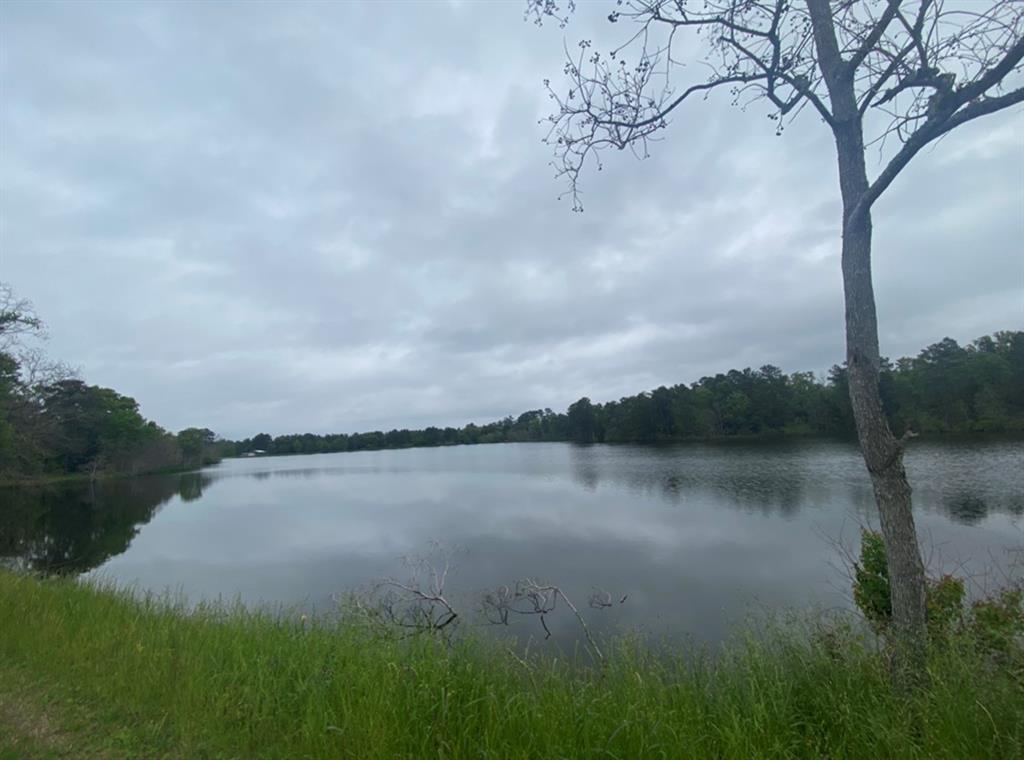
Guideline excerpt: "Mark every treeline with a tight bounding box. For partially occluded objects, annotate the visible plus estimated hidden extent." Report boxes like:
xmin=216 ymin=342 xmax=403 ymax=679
xmin=1 ymin=284 xmax=227 ymax=483
xmin=227 ymin=331 xmax=1024 ymax=456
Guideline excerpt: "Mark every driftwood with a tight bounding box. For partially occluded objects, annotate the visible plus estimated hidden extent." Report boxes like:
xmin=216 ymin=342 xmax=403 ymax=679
xmin=344 ymin=546 xmax=626 ymax=662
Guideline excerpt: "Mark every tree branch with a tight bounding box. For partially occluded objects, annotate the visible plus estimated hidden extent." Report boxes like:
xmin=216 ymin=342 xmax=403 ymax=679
xmin=806 ymin=0 xmax=847 ymax=92
xmin=847 ymin=0 xmax=902 ymax=73
xmin=857 ymin=39 xmax=916 ymax=115
xmin=579 ymin=74 xmax=764 ymax=134
xmin=724 ymin=33 xmax=836 ymax=126
xmin=852 ymin=86 xmax=1024 ymax=222
xmin=952 ymin=34 xmax=1024 ymax=106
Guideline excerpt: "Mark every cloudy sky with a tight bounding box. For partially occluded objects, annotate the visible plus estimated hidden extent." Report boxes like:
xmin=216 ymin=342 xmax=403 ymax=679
xmin=1 ymin=1 xmax=1021 ymax=439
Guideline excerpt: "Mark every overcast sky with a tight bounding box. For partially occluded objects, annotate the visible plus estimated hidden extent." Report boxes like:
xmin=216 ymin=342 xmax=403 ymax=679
xmin=1 ymin=1 xmax=1021 ymax=439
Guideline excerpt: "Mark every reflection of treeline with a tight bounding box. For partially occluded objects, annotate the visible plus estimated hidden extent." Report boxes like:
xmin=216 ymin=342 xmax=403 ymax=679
xmin=1 ymin=284 xmax=228 ymax=482
xmin=230 ymin=332 xmax=1024 ymax=455
xmin=570 ymin=442 xmax=1023 ymax=524
xmin=0 ymin=471 xmax=210 ymax=574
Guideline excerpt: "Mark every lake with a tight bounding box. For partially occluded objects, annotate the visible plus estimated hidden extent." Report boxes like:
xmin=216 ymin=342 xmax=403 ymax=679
xmin=2 ymin=440 xmax=1021 ymax=646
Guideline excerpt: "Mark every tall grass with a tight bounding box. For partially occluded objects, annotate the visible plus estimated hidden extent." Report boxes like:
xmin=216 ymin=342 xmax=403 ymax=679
xmin=0 ymin=570 xmax=1020 ymax=758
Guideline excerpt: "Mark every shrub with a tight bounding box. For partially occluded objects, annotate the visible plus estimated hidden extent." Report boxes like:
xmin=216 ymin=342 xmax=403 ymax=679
xmin=927 ymin=574 xmax=966 ymax=640
xmin=852 ymin=529 xmax=892 ymax=632
xmin=969 ymin=587 xmax=1024 ymax=662
xmin=853 ymin=530 xmax=1021 ymax=660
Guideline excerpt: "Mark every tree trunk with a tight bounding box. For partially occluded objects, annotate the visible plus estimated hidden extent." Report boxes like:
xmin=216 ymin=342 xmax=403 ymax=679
xmin=841 ymin=204 xmax=928 ymax=684
xmin=833 ymin=120 xmax=928 ymax=685
xmin=804 ymin=0 xmax=930 ymax=682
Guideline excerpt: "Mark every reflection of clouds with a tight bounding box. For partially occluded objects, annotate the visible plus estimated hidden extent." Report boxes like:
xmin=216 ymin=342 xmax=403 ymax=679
xmin=89 ymin=441 xmax=1024 ymax=646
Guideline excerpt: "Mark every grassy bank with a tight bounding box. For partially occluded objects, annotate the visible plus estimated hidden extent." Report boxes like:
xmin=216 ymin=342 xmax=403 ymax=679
xmin=0 ymin=572 xmax=1021 ymax=759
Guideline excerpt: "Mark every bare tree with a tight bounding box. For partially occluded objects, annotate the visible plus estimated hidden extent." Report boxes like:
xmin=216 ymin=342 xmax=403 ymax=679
xmin=481 ymin=579 xmax=621 ymax=661
xmin=17 ymin=346 xmax=78 ymax=390
xmin=345 ymin=546 xmax=624 ymax=662
xmin=0 ymin=282 xmax=77 ymax=387
xmin=348 ymin=550 xmax=461 ymax=638
xmin=530 ymin=0 xmax=1023 ymax=685
xmin=0 ymin=282 xmax=45 ymax=351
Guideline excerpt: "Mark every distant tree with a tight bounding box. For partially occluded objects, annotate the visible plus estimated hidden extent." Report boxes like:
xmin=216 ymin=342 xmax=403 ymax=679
xmin=650 ymin=387 xmax=675 ymax=438
xmin=530 ymin=0 xmax=1023 ymax=685
xmin=0 ymin=351 xmax=20 ymax=472
xmin=567 ymin=397 xmax=598 ymax=443
xmin=0 ymin=284 xmax=48 ymax=475
xmin=251 ymin=432 xmax=273 ymax=451
xmin=177 ymin=427 xmax=218 ymax=468
xmin=38 ymin=381 xmax=163 ymax=476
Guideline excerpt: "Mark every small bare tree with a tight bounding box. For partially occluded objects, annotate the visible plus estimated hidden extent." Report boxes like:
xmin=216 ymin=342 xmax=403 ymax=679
xmin=481 ymin=579 xmax=621 ymax=660
xmin=348 ymin=550 xmax=461 ymax=637
xmin=0 ymin=283 xmax=78 ymax=387
xmin=346 ymin=546 xmax=624 ymax=662
xmin=529 ymin=0 xmax=1023 ymax=685
xmin=0 ymin=282 xmax=44 ymax=351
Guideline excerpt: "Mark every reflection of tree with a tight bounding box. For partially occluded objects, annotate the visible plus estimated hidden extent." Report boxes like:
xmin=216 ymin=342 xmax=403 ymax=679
xmin=570 ymin=443 xmax=809 ymax=516
xmin=905 ymin=442 xmax=1023 ymax=526
xmin=568 ymin=442 xmax=1023 ymax=525
xmin=943 ymin=493 xmax=988 ymax=526
xmin=570 ymin=447 xmax=600 ymax=492
xmin=933 ymin=490 xmax=1023 ymax=527
xmin=0 ymin=472 xmax=211 ymax=574
xmin=178 ymin=472 xmax=207 ymax=502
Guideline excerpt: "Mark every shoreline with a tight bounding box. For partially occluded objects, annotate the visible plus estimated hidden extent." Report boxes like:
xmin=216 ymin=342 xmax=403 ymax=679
xmin=4 ymin=432 xmax=1021 ymax=488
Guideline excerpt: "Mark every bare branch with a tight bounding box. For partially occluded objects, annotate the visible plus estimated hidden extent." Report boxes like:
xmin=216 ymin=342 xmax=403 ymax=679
xmin=482 ymin=578 xmax=607 ymax=661
xmin=847 ymin=0 xmax=903 ymax=73
xmin=535 ymin=0 xmax=1022 ymax=211
xmin=347 ymin=545 xmax=624 ymax=661
xmin=0 ymin=282 xmax=46 ymax=351
xmin=953 ymin=33 xmax=1024 ymax=104
xmin=536 ymin=0 xmax=830 ymax=209
xmin=853 ymin=85 xmax=1024 ymax=222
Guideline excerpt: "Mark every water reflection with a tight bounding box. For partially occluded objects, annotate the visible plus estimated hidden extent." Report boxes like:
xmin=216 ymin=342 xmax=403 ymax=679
xmin=568 ymin=443 xmax=846 ymax=517
xmin=564 ymin=440 xmax=1023 ymax=522
xmin=0 ymin=472 xmax=211 ymax=574
xmin=0 ymin=441 xmax=1019 ymax=645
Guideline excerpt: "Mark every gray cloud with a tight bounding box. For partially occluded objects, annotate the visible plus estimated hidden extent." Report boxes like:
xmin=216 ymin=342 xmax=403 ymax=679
xmin=2 ymin=0 xmax=1021 ymax=438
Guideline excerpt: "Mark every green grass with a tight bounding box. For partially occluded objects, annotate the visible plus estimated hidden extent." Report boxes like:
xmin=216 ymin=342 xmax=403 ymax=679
xmin=0 ymin=571 xmax=1021 ymax=759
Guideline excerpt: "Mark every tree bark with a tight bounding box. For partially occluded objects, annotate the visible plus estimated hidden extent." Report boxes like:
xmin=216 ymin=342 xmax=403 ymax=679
xmin=841 ymin=193 xmax=929 ymax=685
xmin=805 ymin=0 xmax=929 ymax=686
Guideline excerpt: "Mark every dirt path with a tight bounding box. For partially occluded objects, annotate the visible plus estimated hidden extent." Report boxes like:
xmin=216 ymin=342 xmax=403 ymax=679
xmin=0 ymin=664 xmax=91 ymax=759
xmin=0 ymin=662 xmax=181 ymax=759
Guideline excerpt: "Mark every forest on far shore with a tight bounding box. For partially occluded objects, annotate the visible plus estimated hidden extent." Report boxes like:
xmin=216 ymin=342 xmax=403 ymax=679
xmin=229 ymin=331 xmax=1024 ymax=457
xmin=2 ymin=276 xmax=1021 ymax=481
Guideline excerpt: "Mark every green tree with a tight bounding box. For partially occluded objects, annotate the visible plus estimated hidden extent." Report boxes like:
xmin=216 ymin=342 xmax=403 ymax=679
xmin=250 ymin=433 xmax=273 ymax=452
xmin=567 ymin=397 xmax=597 ymax=443
xmin=40 ymin=381 xmax=164 ymax=475
xmin=177 ymin=427 xmax=218 ymax=468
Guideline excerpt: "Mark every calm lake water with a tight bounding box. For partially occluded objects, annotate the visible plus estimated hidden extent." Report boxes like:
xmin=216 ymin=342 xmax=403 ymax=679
xmin=2 ymin=440 xmax=1022 ymax=645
